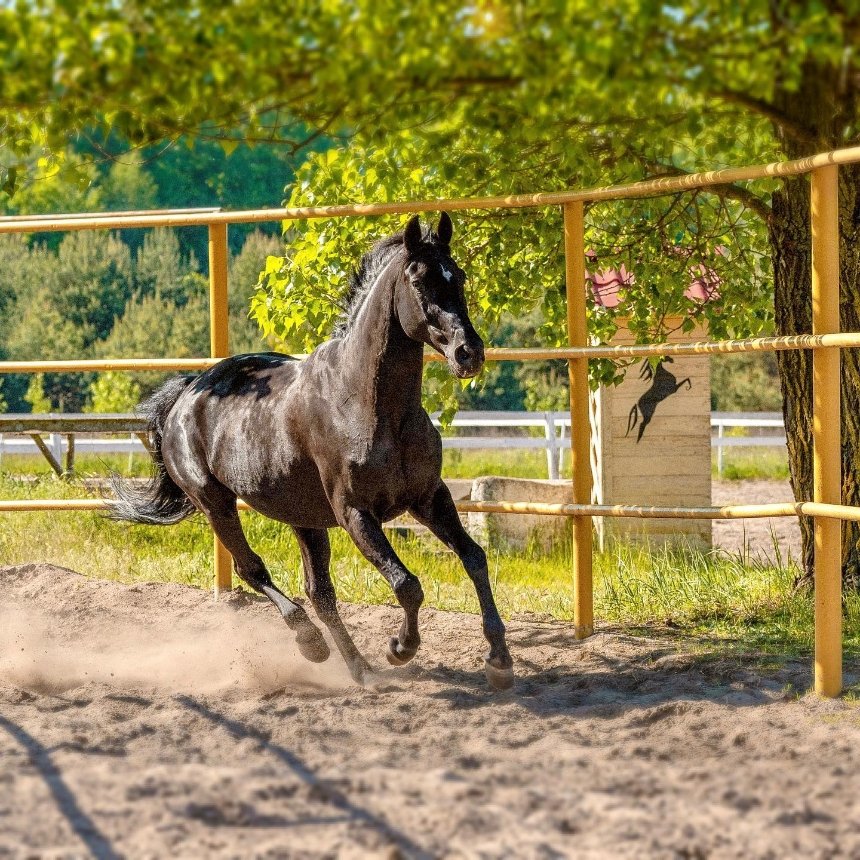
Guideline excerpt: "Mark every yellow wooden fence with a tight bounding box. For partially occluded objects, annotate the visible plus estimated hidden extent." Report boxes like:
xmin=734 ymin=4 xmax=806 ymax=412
xmin=2 ymin=146 xmax=859 ymax=696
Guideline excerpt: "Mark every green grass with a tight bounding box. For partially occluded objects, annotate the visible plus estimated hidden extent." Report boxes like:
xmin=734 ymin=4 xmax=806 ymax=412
xmin=0 ymin=452 xmax=153 ymax=479
xmin=712 ymin=447 xmax=791 ymax=481
xmin=2 ymin=471 xmax=857 ymax=658
xmin=1 ymin=446 xmax=792 ymax=482
xmin=442 ymin=448 xmax=554 ymax=479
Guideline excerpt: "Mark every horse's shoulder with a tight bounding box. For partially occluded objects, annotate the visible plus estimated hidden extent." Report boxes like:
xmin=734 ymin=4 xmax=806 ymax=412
xmin=401 ymin=408 xmax=438 ymax=441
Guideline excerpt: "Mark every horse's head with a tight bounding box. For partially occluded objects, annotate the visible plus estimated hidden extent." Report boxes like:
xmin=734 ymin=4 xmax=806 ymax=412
xmin=395 ymin=213 xmax=485 ymax=379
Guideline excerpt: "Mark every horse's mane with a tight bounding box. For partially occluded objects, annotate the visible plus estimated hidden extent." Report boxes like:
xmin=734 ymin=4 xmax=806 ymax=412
xmin=333 ymin=223 xmax=437 ymax=338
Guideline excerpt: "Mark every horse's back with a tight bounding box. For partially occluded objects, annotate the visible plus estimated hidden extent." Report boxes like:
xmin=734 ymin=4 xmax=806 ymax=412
xmin=195 ymin=351 xmax=301 ymax=397
xmin=161 ymin=352 xmax=337 ymax=523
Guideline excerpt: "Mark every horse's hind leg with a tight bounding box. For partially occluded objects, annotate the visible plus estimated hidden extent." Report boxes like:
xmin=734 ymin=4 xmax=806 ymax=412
xmin=196 ymin=486 xmax=330 ymax=663
xmin=411 ymin=482 xmax=514 ymax=690
xmin=293 ymin=526 xmax=373 ymax=684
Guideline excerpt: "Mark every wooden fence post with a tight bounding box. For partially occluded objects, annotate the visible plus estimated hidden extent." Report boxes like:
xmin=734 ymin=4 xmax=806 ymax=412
xmin=564 ymin=202 xmax=593 ymax=639
xmin=208 ymin=222 xmax=233 ymax=597
xmin=811 ymin=165 xmax=842 ymax=696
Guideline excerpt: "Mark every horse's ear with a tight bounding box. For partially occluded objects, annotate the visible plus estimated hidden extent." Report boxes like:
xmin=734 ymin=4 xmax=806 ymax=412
xmin=436 ymin=212 xmax=453 ymax=246
xmin=403 ymin=215 xmax=422 ymax=256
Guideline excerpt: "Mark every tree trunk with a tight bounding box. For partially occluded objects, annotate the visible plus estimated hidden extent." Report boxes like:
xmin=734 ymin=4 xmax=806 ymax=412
xmin=769 ymin=59 xmax=860 ymax=586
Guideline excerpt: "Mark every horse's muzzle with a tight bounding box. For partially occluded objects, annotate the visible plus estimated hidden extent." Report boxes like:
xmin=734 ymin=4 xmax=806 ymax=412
xmin=449 ymin=337 xmax=485 ymax=378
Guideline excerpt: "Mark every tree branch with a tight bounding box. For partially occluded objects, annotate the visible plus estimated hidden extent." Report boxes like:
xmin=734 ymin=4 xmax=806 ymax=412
xmin=622 ymin=148 xmax=773 ymax=222
xmin=713 ymin=88 xmax=818 ymax=146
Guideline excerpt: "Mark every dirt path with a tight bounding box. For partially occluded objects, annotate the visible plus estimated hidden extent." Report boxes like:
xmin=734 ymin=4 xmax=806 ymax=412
xmin=2 ymin=563 xmax=859 ymax=858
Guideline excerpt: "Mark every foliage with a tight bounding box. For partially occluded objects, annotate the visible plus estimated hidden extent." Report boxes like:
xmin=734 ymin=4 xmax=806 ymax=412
xmin=23 ymin=374 xmax=51 ymax=413
xmin=5 ymin=2 xmax=807 ymax=363
xmin=3 ymin=3 xmax=854 ymax=394
xmin=94 ymin=287 xmax=210 ymax=400
xmin=1 ymin=153 xmax=100 ymax=253
xmin=0 ymin=230 xmax=134 ymax=410
xmin=0 ymin=227 xmax=276 ymax=411
xmin=133 ymin=229 xmax=198 ymax=304
xmin=253 ymin=137 xmax=772 ymax=413
xmin=99 ymin=159 xmax=159 ymax=213
xmin=86 ymin=371 xmax=142 ymax=414
xmin=7 ymin=231 xmax=133 ymax=357
xmin=711 ymin=352 xmax=783 ymax=412
xmin=2 ymin=3 xmax=855 ymax=337
xmin=228 ymin=231 xmax=283 ymax=354
xmin=3 ymin=1 xmax=843 ymax=184
xmin=251 ymin=139 xmax=570 ymax=414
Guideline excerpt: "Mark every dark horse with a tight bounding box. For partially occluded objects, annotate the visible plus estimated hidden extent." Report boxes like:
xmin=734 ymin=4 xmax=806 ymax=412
xmin=111 ymin=214 xmax=514 ymax=689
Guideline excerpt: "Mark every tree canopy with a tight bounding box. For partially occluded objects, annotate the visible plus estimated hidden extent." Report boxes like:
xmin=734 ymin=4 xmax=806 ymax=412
xmin=2 ymin=3 xmax=852 ymax=193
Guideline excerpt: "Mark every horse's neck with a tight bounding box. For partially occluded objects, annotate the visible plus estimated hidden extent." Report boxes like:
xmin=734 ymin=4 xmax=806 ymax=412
xmin=341 ymin=267 xmax=424 ymax=421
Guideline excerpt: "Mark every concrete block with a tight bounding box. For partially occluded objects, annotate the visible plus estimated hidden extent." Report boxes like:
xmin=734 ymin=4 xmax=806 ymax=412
xmin=469 ymin=476 xmax=572 ymax=551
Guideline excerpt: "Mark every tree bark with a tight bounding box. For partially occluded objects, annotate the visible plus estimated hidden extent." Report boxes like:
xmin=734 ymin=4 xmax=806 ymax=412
xmin=769 ymin=58 xmax=860 ymax=586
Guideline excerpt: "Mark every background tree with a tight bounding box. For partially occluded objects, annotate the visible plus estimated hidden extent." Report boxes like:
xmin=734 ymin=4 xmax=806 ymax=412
xmin=228 ymin=231 xmax=282 ymax=354
xmin=94 ymin=282 xmax=210 ymax=400
xmin=133 ymin=229 xmax=194 ymax=303
xmin=86 ymin=372 xmax=142 ymax=414
xmin=23 ymin=375 xmax=52 ymax=414
xmin=2 ymin=231 xmax=132 ymax=410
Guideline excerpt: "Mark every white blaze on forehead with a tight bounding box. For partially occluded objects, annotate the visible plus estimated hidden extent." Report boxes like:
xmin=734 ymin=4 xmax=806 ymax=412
xmin=440 ymin=264 xmax=453 ymax=282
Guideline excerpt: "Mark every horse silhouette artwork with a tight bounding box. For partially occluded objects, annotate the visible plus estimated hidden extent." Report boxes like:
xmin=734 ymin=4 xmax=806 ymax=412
xmin=626 ymin=357 xmax=692 ymax=443
xmin=110 ymin=214 xmax=514 ymax=690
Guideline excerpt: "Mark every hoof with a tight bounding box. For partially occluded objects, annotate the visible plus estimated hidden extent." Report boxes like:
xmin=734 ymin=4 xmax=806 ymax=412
xmin=295 ymin=628 xmax=330 ymax=664
xmin=484 ymin=659 xmax=515 ymax=691
xmin=349 ymin=659 xmax=375 ymax=686
xmin=356 ymin=668 xmax=401 ymax=692
xmin=386 ymin=637 xmax=418 ymax=666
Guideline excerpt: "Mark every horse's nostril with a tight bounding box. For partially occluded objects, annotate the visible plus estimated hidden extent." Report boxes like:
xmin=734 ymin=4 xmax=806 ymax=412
xmin=455 ymin=344 xmax=474 ymax=365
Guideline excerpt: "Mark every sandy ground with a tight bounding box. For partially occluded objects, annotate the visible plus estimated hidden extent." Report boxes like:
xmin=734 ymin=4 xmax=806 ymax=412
xmin=712 ymin=479 xmax=801 ymax=563
xmin=2 ymin=562 xmax=860 ymax=859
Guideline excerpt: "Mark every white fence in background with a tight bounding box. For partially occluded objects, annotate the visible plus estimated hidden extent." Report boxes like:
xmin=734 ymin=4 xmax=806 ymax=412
xmin=0 ymin=411 xmax=786 ymax=479
xmin=711 ymin=412 xmax=785 ymax=476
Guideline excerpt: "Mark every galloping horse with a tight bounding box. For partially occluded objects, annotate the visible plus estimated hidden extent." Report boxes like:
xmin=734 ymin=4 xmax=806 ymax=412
xmin=111 ymin=214 xmax=514 ymax=689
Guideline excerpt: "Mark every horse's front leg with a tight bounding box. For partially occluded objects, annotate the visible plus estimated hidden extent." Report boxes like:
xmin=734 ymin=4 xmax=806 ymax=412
xmin=337 ymin=506 xmax=424 ymax=666
xmin=411 ymin=482 xmax=514 ymax=690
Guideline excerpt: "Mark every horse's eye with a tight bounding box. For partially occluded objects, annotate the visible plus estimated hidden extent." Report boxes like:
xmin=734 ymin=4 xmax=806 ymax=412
xmin=406 ymin=262 xmax=420 ymax=279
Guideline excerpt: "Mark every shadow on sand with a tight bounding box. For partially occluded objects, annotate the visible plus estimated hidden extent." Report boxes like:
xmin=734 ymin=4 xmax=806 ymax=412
xmin=176 ymin=694 xmax=434 ymax=860
xmin=0 ymin=713 xmax=120 ymax=860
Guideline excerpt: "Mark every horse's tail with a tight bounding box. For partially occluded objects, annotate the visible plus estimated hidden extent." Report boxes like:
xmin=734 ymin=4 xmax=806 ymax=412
xmin=108 ymin=375 xmax=198 ymax=526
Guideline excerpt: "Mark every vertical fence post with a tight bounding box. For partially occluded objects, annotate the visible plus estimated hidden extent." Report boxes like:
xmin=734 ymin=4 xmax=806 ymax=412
xmin=545 ymin=413 xmax=560 ymax=480
xmin=811 ymin=165 xmax=842 ymax=697
xmin=564 ymin=202 xmax=593 ymax=639
xmin=717 ymin=422 xmax=724 ymax=477
xmin=208 ymin=222 xmax=233 ymax=598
